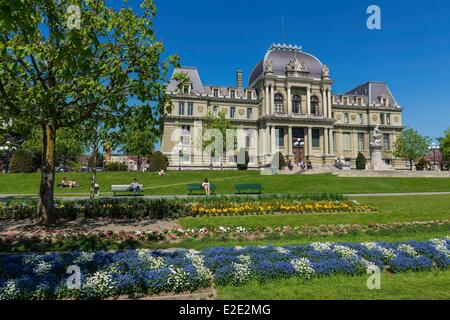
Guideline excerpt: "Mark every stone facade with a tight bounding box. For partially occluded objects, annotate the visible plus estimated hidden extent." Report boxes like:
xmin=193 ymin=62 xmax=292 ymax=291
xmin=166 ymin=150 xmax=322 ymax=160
xmin=161 ymin=44 xmax=405 ymax=170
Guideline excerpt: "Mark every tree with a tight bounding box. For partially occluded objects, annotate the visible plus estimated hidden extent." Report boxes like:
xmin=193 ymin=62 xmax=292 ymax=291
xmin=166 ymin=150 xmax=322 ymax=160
xmin=236 ymin=148 xmax=249 ymax=170
xmin=0 ymin=1 xmax=177 ymax=224
xmin=439 ymin=128 xmax=450 ymax=170
xmin=355 ymin=152 xmax=366 ymax=170
xmin=202 ymin=111 xmax=236 ymax=170
xmin=273 ymin=151 xmax=287 ymax=170
xmin=8 ymin=149 xmax=35 ymax=173
xmin=148 ymin=151 xmax=168 ymax=171
xmin=393 ymin=128 xmax=430 ymax=170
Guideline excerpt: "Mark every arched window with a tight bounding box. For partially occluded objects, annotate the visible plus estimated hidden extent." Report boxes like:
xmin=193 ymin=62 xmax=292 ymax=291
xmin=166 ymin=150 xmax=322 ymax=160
xmin=274 ymin=93 xmax=284 ymax=113
xmin=311 ymin=96 xmax=319 ymax=115
xmin=292 ymin=95 xmax=301 ymax=114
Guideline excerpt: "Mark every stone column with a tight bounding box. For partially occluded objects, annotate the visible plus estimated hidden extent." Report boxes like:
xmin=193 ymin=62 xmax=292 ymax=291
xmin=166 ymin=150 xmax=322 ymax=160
xmin=264 ymin=84 xmax=269 ymax=116
xmin=327 ymin=89 xmax=332 ymax=118
xmin=329 ymin=128 xmax=334 ymax=155
xmin=324 ymin=128 xmax=329 ymax=155
xmin=271 ymin=126 xmax=276 ymax=153
xmin=307 ymin=87 xmax=311 ymax=118
xmin=322 ymin=89 xmax=327 ymax=117
xmin=287 ymin=85 xmax=292 ymax=116
xmin=288 ymin=126 xmax=293 ymax=156
xmin=270 ymin=85 xmax=275 ymax=116
xmin=266 ymin=126 xmax=271 ymax=160
xmin=307 ymin=127 xmax=312 ymax=157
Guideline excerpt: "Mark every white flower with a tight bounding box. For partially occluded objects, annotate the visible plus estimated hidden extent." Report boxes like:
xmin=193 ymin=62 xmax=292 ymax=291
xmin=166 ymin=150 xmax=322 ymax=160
xmin=398 ymin=244 xmax=421 ymax=258
xmin=311 ymin=242 xmax=332 ymax=252
xmin=431 ymin=239 xmax=450 ymax=257
xmin=276 ymin=247 xmax=290 ymax=255
xmin=333 ymin=245 xmax=358 ymax=259
xmin=291 ymin=258 xmax=315 ymax=279
xmin=185 ymin=250 xmax=213 ymax=283
xmin=0 ymin=280 xmax=20 ymax=300
xmin=34 ymin=261 xmax=52 ymax=276
xmin=232 ymin=255 xmax=251 ymax=285
xmin=73 ymin=252 xmax=94 ymax=264
xmin=83 ymin=271 xmax=116 ymax=298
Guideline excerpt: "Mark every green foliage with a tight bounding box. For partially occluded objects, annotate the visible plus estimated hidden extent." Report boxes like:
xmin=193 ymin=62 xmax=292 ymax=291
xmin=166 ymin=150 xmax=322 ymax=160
xmin=105 ymin=162 xmax=128 ymax=172
xmin=172 ymin=72 xmax=191 ymax=93
xmin=236 ymin=148 xmax=249 ymax=170
xmin=355 ymin=152 xmax=366 ymax=170
xmin=439 ymin=128 xmax=450 ymax=166
xmin=8 ymin=149 xmax=35 ymax=173
xmin=202 ymin=111 xmax=236 ymax=160
xmin=393 ymin=128 xmax=430 ymax=170
xmin=148 ymin=151 xmax=168 ymax=171
xmin=415 ymin=158 xmax=431 ymax=171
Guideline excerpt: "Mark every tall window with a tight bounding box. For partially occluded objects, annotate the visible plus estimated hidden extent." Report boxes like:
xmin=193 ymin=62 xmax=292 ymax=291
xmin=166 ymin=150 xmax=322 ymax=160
xmin=311 ymin=96 xmax=319 ymax=115
xmin=333 ymin=132 xmax=337 ymax=151
xmin=276 ymin=128 xmax=285 ymax=147
xmin=180 ymin=125 xmax=191 ymax=146
xmin=386 ymin=113 xmax=391 ymax=125
xmin=187 ymin=102 xmax=193 ymax=116
xmin=230 ymin=107 xmax=236 ymax=119
xmin=343 ymin=132 xmax=352 ymax=151
xmin=292 ymin=95 xmax=301 ymax=114
xmin=213 ymin=89 xmax=219 ymax=97
xmin=178 ymin=102 xmax=185 ymax=115
xmin=247 ymin=108 xmax=252 ymax=120
xmin=230 ymin=90 xmax=235 ymax=99
xmin=358 ymin=113 xmax=364 ymax=124
xmin=212 ymin=106 xmax=219 ymax=117
xmin=247 ymin=91 xmax=252 ymax=100
xmin=244 ymin=129 xmax=253 ymax=148
xmin=312 ymin=129 xmax=320 ymax=148
xmin=380 ymin=113 xmax=385 ymax=125
xmin=344 ymin=113 xmax=349 ymax=124
xmin=358 ymin=133 xmax=365 ymax=151
xmin=383 ymin=133 xmax=390 ymax=150
xmin=274 ymin=93 xmax=284 ymax=113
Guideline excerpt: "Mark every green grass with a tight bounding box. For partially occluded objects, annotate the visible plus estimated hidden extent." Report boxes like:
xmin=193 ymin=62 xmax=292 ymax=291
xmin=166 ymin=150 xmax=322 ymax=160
xmin=217 ymin=270 xmax=450 ymax=300
xmin=1 ymin=171 xmax=450 ymax=196
xmin=180 ymin=195 xmax=450 ymax=229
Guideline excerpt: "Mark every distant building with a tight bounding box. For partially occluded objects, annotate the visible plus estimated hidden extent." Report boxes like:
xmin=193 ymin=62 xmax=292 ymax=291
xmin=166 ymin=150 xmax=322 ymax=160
xmin=161 ymin=43 xmax=405 ymax=169
xmin=109 ymin=155 xmax=148 ymax=172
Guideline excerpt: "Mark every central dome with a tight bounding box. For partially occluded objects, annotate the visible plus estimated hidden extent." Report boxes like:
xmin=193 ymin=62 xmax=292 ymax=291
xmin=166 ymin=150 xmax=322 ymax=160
xmin=248 ymin=44 xmax=323 ymax=86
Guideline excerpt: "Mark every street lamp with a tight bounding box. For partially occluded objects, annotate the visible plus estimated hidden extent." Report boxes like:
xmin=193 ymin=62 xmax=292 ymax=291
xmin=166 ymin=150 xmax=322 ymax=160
xmin=178 ymin=145 xmax=184 ymax=171
xmin=0 ymin=141 xmax=17 ymax=174
xmin=294 ymin=138 xmax=305 ymax=165
xmin=428 ymin=142 xmax=440 ymax=171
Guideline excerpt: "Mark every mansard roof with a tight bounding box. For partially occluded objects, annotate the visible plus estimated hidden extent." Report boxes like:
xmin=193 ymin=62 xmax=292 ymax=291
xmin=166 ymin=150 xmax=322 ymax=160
xmin=345 ymin=81 xmax=399 ymax=107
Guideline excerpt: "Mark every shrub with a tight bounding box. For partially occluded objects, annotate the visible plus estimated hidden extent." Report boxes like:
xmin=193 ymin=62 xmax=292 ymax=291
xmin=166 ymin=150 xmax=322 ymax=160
xmin=236 ymin=148 xmax=249 ymax=170
xmin=355 ymin=152 xmax=366 ymax=170
xmin=149 ymin=151 xmax=168 ymax=171
xmin=415 ymin=158 xmax=431 ymax=171
xmin=8 ymin=149 xmax=35 ymax=173
xmin=105 ymin=162 xmax=128 ymax=172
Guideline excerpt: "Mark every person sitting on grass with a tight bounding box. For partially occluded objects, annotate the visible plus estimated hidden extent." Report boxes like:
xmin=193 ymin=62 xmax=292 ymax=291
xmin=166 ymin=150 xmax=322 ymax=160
xmin=68 ymin=179 xmax=78 ymax=189
xmin=129 ymin=178 xmax=140 ymax=193
xmin=201 ymin=178 xmax=211 ymax=196
xmin=158 ymin=169 xmax=166 ymax=176
xmin=61 ymin=177 xmax=69 ymax=187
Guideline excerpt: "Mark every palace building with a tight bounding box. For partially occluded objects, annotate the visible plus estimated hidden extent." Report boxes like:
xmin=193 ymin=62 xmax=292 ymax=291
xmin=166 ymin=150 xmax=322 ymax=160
xmin=161 ymin=44 xmax=405 ymax=170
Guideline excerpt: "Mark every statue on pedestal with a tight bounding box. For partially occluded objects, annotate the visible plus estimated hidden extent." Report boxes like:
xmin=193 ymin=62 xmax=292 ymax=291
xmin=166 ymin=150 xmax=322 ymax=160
xmin=371 ymin=125 xmax=382 ymax=147
xmin=266 ymin=60 xmax=273 ymax=73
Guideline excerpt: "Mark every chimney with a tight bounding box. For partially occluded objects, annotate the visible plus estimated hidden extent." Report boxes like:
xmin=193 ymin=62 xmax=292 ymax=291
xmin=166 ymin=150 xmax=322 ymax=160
xmin=236 ymin=70 xmax=243 ymax=88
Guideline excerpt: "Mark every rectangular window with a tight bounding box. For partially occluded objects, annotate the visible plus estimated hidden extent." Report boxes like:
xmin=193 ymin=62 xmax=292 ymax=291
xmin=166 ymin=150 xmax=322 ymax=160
xmin=358 ymin=133 xmax=365 ymax=151
xmin=358 ymin=113 xmax=364 ymax=124
xmin=383 ymin=133 xmax=390 ymax=150
xmin=213 ymin=89 xmax=219 ymax=97
xmin=344 ymin=113 xmax=349 ymax=124
xmin=230 ymin=90 xmax=235 ymax=99
xmin=212 ymin=106 xmax=219 ymax=117
xmin=247 ymin=108 xmax=252 ymax=120
xmin=312 ymin=129 xmax=320 ymax=148
xmin=276 ymin=128 xmax=285 ymax=147
xmin=333 ymin=132 xmax=337 ymax=150
xmin=187 ymin=102 xmax=193 ymax=116
xmin=180 ymin=125 xmax=191 ymax=146
xmin=230 ymin=107 xmax=236 ymax=119
xmin=245 ymin=129 xmax=253 ymax=148
xmin=247 ymin=91 xmax=252 ymax=100
xmin=343 ymin=132 xmax=352 ymax=151
xmin=380 ymin=113 xmax=385 ymax=125
xmin=386 ymin=113 xmax=391 ymax=125
xmin=178 ymin=102 xmax=185 ymax=115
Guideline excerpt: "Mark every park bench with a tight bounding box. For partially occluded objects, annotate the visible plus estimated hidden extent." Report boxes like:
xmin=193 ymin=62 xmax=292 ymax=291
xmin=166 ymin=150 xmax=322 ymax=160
xmin=187 ymin=183 xmax=216 ymax=195
xmin=111 ymin=184 xmax=144 ymax=196
xmin=235 ymin=183 xmax=263 ymax=194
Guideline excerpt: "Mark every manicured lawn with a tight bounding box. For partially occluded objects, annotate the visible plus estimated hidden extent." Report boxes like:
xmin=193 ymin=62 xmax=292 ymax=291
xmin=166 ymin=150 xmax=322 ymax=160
xmin=180 ymin=195 xmax=450 ymax=229
xmin=217 ymin=270 xmax=450 ymax=300
xmin=0 ymin=171 xmax=450 ymax=196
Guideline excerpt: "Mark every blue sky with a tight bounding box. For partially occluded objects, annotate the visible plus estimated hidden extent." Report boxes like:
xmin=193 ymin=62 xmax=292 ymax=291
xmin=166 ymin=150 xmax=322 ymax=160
xmin=133 ymin=0 xmax=449 ymax=139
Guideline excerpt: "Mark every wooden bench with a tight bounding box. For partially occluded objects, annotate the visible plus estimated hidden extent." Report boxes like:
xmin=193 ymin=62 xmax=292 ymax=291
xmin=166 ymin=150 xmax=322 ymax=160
xmin=235 ymin=183 xmax=263 ymax=194
xmin=187 ymin=183 xmax=216 ymax=195
xmin=111 ymin=184 xmax=144 ymax=196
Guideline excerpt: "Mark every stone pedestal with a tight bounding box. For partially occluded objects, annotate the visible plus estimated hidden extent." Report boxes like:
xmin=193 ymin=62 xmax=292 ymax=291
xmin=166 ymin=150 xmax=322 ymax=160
xmin=366 ymin=145 xmax=395 ymax=171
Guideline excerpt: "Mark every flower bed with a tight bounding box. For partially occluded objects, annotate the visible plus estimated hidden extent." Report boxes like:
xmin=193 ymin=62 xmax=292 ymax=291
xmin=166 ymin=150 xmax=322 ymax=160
xmin=0 ymin=194 xmax=373 ymax=221
xmin=1 ymin=220 xmax=448 ymax=253
xmin=0 ymin=238 xmax=448 ymax=300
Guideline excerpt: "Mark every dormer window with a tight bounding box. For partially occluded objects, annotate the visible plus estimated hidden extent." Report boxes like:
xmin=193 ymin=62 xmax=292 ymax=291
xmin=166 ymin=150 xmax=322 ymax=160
xmin=213 ymin=89 xmax=219 ymax=97
xmin=230 ymin=90 xmax=235 ymax=99
xmin=357 ymin=97 xmax=363 ymax=106
xmin=247 ymin=91 xmax=252 ymax=100
xmin=343 ymin=97 xmax=349 ymax=105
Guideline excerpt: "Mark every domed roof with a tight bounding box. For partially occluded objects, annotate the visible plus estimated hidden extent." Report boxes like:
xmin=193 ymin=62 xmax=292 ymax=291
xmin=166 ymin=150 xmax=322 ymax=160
xmin=248 ymin=44 xmax=324 ymax=86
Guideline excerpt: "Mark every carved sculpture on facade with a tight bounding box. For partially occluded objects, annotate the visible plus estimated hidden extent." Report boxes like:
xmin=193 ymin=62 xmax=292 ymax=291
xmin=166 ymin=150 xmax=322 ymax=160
xmin=286 ymin=54 xmax=307 ymax=72
xmin=321 ymin=64 xmax=330 ymax=77
xmin=265 ymin=59 xmax=273 ymax=73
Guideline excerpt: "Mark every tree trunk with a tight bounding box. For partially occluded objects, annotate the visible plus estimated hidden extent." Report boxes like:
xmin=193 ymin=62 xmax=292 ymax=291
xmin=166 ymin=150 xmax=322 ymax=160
xmin=37 ymin=124 xmax=57 ymax=225
xmin=410 ymin=160 xmax=413 ymax=171
xmin=90 ymin=141 xmax=98 ymax=200
xmin=137 ymin=155 xmax=142 ymax=172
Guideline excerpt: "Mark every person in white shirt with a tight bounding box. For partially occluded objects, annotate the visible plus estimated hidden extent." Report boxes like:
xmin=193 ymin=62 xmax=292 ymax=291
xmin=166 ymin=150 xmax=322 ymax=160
xmin=201 ymin=178 xmax=211 ymax=196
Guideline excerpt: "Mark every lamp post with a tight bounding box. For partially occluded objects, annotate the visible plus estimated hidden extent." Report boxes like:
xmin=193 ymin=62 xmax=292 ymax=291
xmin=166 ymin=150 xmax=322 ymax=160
xmin=293 ymin=138 xmax=305 ymax=165
xmin=0 ymin=141 xmax=17 ymax=174
xmin=178 ymin=146 xmax=183 ymax=171
xmin=428 ymin=142 xmax=440 ymax=171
